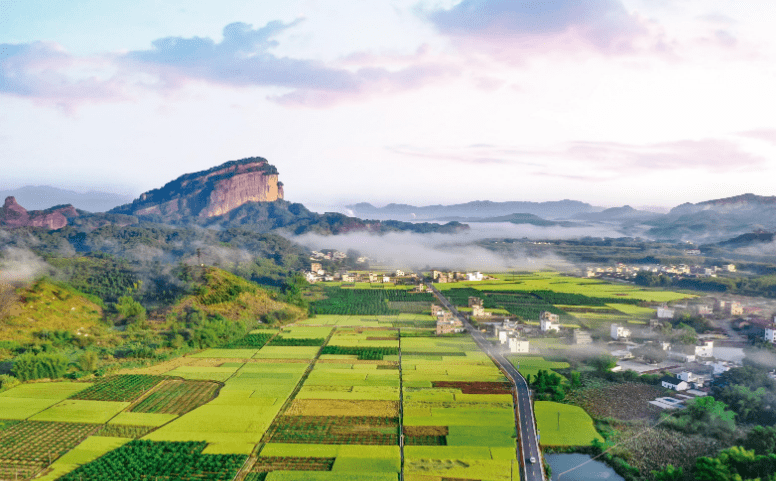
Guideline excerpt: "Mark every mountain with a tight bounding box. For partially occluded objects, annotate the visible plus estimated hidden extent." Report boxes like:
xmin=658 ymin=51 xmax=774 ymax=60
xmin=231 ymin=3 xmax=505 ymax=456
xmin=0 ymin=197 xmax=79 ymax=230
xmin=573 ymin=205 xmax=661 ymax=222
xmin=0 ymin=186 xmax=133 ymax=212
xmin=436 ymin=212 xmax=578 ymax=227
xmin=111 ymin=157 xmax=283 ymax=221
xmin=346 ymin=199 xmax=599 ymax=221
xmin=646 ymin=193 xmax=776 ymax=242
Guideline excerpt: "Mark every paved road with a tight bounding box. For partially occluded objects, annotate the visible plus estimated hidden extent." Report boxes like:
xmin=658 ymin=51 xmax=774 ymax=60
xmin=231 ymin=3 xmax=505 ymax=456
xmin=425 ymin=282 xmax=545 ymax=481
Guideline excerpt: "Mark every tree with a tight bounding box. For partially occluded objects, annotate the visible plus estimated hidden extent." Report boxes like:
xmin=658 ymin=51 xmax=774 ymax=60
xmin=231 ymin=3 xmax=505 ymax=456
xmin=744 ymin=426 xmax=776 ymax=455
xmin=570 ymin=371 xmax=581 ymax=389
xmin=651 ymin=465 xmax=683 ymax=481
xmin=591 ymin=354 xmax=617 ymax=373
xmin=114 ymin=295 xmax=146 ymax=324
xmin=78 ymin=351 xmax=100 ymax=372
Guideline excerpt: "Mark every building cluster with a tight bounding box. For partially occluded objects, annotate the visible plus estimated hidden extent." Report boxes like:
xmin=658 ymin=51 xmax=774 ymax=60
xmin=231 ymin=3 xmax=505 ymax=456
xmin=490 ymin=320 xmax=529 ymax=353
xmin=432 ymin=304 xmax=464 ymax=336
xmin=304 ymin=263 xmax=414 ymax=285
xmin=310 ymin=250 xmax=349 ymax=261
xmin=430 ymin=270 xmax=490 ymax=283
xmin=584 ymin=263 xmax=736 ymax=280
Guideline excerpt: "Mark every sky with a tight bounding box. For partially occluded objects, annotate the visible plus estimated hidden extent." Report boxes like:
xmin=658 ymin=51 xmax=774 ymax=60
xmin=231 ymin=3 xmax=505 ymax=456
xmin=2 ymin=0 xmax=776 ymax=211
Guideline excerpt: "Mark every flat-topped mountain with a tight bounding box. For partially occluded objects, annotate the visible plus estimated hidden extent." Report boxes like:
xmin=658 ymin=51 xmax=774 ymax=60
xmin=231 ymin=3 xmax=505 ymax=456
xmin=0 ymin=196 xmax=78 ymax=230
xmin=111 ymin=157 xmax=284 ymax=221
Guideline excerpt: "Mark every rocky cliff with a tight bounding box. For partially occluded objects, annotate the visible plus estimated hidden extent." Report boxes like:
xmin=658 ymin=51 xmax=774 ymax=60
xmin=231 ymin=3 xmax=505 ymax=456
xmin=111 ymin=157 xmax=284 ymax=221
xmin=0 ymin=197 xmax=78 ymax=230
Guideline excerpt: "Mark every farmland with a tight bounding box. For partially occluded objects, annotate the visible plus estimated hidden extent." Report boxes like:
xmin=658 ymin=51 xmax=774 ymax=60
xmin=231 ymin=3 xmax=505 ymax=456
xmin=436 ymin=272 xmax=691 ymax=327
xmin=0 ymin=276 xmax=659 ymax=480
xmin=534 ymin=401 xmax=603 ymax=447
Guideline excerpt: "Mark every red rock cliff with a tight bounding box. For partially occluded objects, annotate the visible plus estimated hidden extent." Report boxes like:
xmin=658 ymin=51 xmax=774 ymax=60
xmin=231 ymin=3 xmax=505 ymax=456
xmin=0 ymin=197 xmax=78 ymax=230
xmin=112 ymin=157 xmax=284 ymax=220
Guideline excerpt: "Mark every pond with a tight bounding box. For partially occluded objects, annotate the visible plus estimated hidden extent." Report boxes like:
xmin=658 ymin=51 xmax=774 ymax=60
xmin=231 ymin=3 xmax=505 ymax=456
xmin=545 ymin=453 xmax=624 ymax=481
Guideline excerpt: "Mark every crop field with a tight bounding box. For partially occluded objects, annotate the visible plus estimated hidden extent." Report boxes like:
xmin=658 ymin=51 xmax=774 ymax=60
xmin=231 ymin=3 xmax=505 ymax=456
xmin=221 ymin=332 xmax=276 ymax=348
xmin=69 ymin=374 xmax=166 ymax=402
xmin=0 ymin=420 xmax=98 ymax=480
xmin=401 ymin=331 xmax=518 ymax=481
xmin=0 ymin=382 xmax=94 ymax=420
xmin=311 ymin=287 xmax=436 ymax=316
xmin=56 ymin=440 xmax=246 ymax=481
xmin=265 ymin=416 xmax=399 ymax=445
xmin=129 ymin=379 xmax=221 ymax=415
xmin=534 ymin=401 xmax=603 ymax=446
xmin=439 ymin=272 xmax=690 ymax=303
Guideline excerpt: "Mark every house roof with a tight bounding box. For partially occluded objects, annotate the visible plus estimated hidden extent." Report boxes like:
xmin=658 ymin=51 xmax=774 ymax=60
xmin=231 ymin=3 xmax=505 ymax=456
xmin=660 ymin=376 xmax=684 ymax=385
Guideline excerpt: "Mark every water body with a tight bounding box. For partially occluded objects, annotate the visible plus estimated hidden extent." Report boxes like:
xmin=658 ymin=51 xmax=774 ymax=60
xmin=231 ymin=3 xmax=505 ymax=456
xmin=546 ymin=453 xmax=624 ymax=481
xmin=713 ymin=346 xmax=745 ymax=363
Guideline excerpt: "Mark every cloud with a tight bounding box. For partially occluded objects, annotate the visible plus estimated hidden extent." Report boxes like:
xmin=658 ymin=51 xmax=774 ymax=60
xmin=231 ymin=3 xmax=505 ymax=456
xmin=390 ymin=138 xmax=764 ymax=179
xmin=127 ymin=20 xmax=457 ymax=107
xmin=424 ymin=0 xmax=657 ymax=57
xmin=0 ymin=41 xmax=124 ymax=107
xmin=1 ymin=21 xmax=457 ymax=109
xmin=561 ymin=138 xmax=765 ymax=173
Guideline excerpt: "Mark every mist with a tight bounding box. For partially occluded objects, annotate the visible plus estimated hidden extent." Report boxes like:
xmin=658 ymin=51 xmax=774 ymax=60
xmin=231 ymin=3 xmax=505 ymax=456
xmin=0 ymin=247 xmax=53 ymax=284
xmin=285 ymin=222 xmax=628 ymax=271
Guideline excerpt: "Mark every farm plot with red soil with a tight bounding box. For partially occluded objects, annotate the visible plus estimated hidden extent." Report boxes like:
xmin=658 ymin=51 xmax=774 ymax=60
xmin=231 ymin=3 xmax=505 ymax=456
xmin=0 ymin=420 xmax=98 ymax=479
xmin=252 ymin=456 xmax=336 ymax=472
xmin=403 ymin=425 xmax=449 ymax=446
xmin=265 ymin=416 xmax=399 ymax=445
xmin=432 ymin=381 xmax=512 ymax=395
xmin=129 ymin=379 xmax=221 ymax=415
xmin=566 ymin=382 xmax=665 ymax=421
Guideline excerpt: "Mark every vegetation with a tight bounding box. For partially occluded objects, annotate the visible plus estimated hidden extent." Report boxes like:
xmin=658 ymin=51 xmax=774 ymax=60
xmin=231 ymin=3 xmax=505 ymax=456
xmin=58 ymin=440 xmax=247 ymax=481
xmin=70 ymin=374 xmax=166 ymax=402
xmin=11 ymin=352 xmax=69 ymax=381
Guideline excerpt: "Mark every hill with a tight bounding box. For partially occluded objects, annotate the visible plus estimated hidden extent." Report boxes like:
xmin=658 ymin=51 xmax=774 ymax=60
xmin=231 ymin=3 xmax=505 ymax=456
xmin=162 ymin=267 xmax=306 ymax=325
xmin=0 ymin=279 xmax=105 ymax=343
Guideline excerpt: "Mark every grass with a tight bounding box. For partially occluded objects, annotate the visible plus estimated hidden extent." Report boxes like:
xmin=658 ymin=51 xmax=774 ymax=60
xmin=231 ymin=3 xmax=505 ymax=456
xmin=534 ymin=401 xmax=603 ymax=446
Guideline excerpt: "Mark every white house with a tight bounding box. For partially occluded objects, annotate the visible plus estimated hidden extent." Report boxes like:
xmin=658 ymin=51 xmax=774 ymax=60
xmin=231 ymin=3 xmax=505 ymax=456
xmin=466 ymin=271 xmax=484 ymax=281
xmin=610 ymin=324 xmax=631 ymax=340
xmin=765 ymin=325 xmax=776 ymax=344
xmin=657 ymin=307 xmax=675 ymax=319
xmin=508 ymin=335 xmax=530 ymax=354
xmin=661 ymin=376 xmax=689 ymax=391
xmin=694 ymin=340 xmax=714 ymax=358
xmin=540 ymin=318 xmax=560 ymax=333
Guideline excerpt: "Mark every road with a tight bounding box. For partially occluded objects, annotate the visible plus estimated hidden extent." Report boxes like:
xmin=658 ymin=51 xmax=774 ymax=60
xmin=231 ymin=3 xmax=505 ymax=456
xmin=425 ymin=281 xmax=545 ymax=481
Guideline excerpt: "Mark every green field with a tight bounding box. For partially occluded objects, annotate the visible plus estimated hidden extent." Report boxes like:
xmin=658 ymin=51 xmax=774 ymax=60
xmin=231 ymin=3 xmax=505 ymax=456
xmin=436 ymin=272 xmax=690 ymax=303
xmin=534 ymin=401 xmax=603 ymax=446
xmin=508 ymin=356 xmax=570 ymax=379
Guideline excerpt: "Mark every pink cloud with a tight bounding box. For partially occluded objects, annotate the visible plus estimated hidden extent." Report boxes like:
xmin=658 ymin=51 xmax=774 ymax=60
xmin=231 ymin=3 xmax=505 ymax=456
xmin=390 ymin=138 xmax=764 ymax=179
xmin=424 ymin=0 xmax=665 ymax=60
xmin=738 ymin=129 xmax=776 ymax=145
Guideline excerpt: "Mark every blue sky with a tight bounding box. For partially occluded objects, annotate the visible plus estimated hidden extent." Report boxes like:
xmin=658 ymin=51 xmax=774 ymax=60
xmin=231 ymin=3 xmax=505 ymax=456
xmin=2 ymin=0 xmax=776 ymax=210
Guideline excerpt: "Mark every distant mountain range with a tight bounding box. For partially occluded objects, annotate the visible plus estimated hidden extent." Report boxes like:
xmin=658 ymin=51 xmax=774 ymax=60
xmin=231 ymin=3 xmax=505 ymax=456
xmin=347 ymin=199 xmax=597 ymax=221
xmin=0 ymin=186 xmax=133 ymax=212
xmin=4 ymin=164 xmax=776 ymax=245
